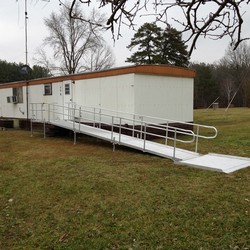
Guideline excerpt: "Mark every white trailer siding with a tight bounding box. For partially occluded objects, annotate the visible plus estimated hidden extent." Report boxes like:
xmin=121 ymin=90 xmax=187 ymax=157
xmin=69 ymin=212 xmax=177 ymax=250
xmin=73 ymin=74 xmax=135 ymax=114
xmin=134 ymin=74 xmax=193 ymax=122
xmin=0 ymin=65 xmax=195 ymax=124
xmin=0 ymin=86 xmax=26 ymax=119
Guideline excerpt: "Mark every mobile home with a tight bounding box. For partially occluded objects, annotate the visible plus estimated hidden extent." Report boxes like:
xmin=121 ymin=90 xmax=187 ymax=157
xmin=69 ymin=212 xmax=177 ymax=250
xmin=0 ymin=64 xmax=195 ymax=127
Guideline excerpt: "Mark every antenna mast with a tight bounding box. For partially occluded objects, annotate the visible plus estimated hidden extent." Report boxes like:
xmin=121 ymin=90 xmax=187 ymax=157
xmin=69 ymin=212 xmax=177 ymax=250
xmin=25 ymin=0 xmax=28 ymax=65
xmin=23 ymin=0 xmax=50 ymax=65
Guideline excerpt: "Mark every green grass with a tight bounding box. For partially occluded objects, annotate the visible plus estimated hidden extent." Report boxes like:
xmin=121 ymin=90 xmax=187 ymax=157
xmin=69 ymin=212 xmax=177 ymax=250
xmin=0 ymin=108 xmax=249 ymax=250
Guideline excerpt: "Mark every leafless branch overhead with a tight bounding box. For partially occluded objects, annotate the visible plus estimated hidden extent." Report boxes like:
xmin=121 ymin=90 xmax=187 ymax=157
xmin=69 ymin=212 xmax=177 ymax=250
xmin=62 ymin=0 xmax=250 ymax=56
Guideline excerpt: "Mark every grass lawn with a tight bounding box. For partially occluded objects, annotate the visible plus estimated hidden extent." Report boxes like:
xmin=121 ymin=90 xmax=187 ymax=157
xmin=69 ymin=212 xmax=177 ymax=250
xmin=0 ymin=108 xmax=249 ymax=250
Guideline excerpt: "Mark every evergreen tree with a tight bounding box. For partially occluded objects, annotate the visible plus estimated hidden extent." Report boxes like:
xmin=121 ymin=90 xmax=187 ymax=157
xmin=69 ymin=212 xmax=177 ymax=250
xmin=0 ymin=60 xmax=50 ymax=84
xmin=126 ymin=23 xmax=189 ymax=67
xmin=160 ymin=27 xmax=189 ymax=67
xmin=191 ymin=63 xmax=219 ymax=108
xmin=126 ymin=23 xmax=162 ymax=64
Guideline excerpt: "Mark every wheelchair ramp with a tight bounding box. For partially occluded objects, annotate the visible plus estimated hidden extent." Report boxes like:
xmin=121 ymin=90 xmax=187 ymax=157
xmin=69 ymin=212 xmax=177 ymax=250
xmin=30 ymin=103 xmax=250 ymax=173
xmin=177 ymin=153 xmax=250 ymax=173
xmin=50 ymin=120 xmax=250 ymax=173
xmin=50 ymin=120 xmax=199 ymax=161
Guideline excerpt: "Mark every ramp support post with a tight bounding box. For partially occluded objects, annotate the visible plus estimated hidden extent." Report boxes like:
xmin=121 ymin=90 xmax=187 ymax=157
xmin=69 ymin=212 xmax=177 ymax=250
xmin=112 ymin=137 xmax=116 ymax=152
xmin=30 ymin=117 xmax=33 ymax=137
xmin=195 ymin=126 xmax=199 ymax=153
xmin=74 ymin=131 xmax=76 ymax=145
xmin=30 ymin=104 xmax=33 ymax=137
xmin=173 ymin=129 xmax=177 ymax=160
xmin=143 ymin=123 xmax=147 ymax=152
xmin=43 ymin=119 xmax=46 ymax=139
xmin=165 ymin=121 xmax=169 ymax=145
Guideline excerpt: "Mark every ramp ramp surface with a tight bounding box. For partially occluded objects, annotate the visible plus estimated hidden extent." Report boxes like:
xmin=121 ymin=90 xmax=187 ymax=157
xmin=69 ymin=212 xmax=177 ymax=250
xmin=178 ymin=153 xmax=250 ymax=173
xmin=50 ymin=120 xmax=199 ymax=161
xmin=49 ymin=120 xmax=250 ymax=173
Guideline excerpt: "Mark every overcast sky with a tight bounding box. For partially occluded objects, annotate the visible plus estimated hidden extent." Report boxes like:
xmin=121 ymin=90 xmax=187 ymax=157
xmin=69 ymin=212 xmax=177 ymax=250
xmin=1 ymin=0 xmax=250 ymax=68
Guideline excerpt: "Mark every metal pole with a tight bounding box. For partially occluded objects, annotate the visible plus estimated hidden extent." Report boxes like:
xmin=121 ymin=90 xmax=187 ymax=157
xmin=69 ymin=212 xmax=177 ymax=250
xmin=112 ymin=137 xmax=116 ymax=152
xmin=111 ymin=116 xmax=114 ymax=140
xmin=25 ymin=0 xmax=28 ymax=65
xmin=143 ymin=123 xmax=147 ymax=151
xmin=73 ymin=107 xmax=76 ymax=145
xmin=48 ymin=104 xmax=50 ymax=122
xmin=140 ymin=117 xmax=143 ymax=139
xmin=119 ymin=118 xmax=122 ymax=143
xmin=195 ymin=126 xmax=199 ymax=153
xmin=43 ymin=119 xmax=46 ymax=139
xmin=165 ymin=121 xmax=169 ymax=145
xmin=173 ymin=129 xmax=177 ymax=160
xmin=99 ymin=109 xmax=101 ymax=128
xmin=132 ymin=114 xmax=135 ymax=137
xmin=30 ymin=104 xmax=33 ymax=137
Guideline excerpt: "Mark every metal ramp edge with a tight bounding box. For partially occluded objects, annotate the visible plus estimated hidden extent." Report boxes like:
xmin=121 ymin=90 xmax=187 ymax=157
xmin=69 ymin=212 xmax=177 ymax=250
xmin=49 ymin=120 xmax=200 ymax=161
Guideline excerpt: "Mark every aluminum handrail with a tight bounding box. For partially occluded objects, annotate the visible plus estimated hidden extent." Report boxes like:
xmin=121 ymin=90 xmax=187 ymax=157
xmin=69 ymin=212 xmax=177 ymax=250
xmin=56 ymin=103 xmax=196 ymax=144
xmin=30 ymin=103 xmax=217 ymax=155
xmin=68 ymin=103 xmax=218 ymax=140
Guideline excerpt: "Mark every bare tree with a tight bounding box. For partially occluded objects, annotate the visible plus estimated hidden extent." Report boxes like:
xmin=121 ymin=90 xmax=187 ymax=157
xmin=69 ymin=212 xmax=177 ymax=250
xmin=220 ymin=41 xmax=250 ymax=106
xmin=81 ymin=44 xmax=115 ymax=72
xmin=61 ymin=0 xmax=250 ymax=56
xmin=221 ymin=77 xmax=235 ymax=106
xmin=33 ymin=48 xmax=58 ymax=76
xmin=40 ymin=2 xmax=115 ymax=74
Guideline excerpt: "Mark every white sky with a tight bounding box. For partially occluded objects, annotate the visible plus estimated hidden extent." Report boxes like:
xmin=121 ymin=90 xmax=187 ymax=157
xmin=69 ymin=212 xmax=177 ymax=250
xmin=0 ymin=0 xmax=250 ymax=67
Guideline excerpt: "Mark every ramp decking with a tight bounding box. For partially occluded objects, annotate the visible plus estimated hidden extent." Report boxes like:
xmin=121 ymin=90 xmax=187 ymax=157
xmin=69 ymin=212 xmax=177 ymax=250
xmin=30 ymin=103 xmax=250 ymax=173
xmin=48 ymin=119 xmax=250 ymax=173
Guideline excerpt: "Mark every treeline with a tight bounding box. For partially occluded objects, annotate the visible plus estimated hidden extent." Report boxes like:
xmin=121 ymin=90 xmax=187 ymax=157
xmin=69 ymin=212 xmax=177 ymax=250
xmin=191 ymin=42 xmax=250 ymax=108
xmin=0 ymin=60 xmax=50 ymax=84
xmin=192 ymin=63 xmax=250 ymax=108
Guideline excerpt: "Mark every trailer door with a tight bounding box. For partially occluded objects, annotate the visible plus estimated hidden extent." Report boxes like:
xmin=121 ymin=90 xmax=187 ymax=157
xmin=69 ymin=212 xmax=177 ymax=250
xmin=61 ymin=80 xmax=73 ymax=105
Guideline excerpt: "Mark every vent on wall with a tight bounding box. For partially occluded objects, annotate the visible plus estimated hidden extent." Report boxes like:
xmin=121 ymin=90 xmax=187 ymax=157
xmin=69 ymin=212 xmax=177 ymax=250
xmin=7 ymin=96 xmax=18 ymax=104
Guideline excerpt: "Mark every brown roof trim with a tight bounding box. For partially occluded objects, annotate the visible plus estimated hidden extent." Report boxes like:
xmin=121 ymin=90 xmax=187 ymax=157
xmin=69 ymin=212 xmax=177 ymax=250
xmin=0 ymin=64 xmax=195 ymax=89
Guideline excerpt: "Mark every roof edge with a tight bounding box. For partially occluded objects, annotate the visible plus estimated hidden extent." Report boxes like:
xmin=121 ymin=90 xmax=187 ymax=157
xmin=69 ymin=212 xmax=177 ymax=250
xmin=0 ymin=64 xmax=195 ymax=89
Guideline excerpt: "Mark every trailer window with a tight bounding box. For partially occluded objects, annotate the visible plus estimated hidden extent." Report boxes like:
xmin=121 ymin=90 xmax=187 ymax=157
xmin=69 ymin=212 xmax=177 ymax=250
xmin=44 ymin=83 xmax=52 ymax=95
xmin=13 ymin=87 xmax=23 ymax=103
xmin=65 ymin=83 xmax=70 ymax=95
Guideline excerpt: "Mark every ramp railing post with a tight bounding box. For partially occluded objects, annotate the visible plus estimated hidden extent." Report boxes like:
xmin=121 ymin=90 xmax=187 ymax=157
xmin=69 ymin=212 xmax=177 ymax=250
xmin=93 ymin=108 xmax=96 ymax=127
xmin=111 ymin=116 xmax=114 ymax=140
xmin=99 ymin=109 xmax=101 ymax=128
xmin=41 ymin=103 xmax=44 ymax=122
xmin=73 ymin=107 xmax=76 ymax=145
xmin=173 ymin=128 xmax=177 ymax=160
xmin=112 ymin=137 xmax=116 ymax=152
xmin=140 ymin=116 xmax=143 ymax=139
xmin=30 ymin=103 xmax=33 ymax=137
xmin=132 ymin=114 xmax=135 ymax=137
xmin=48 ymin=104 xmax=51 ymax=122
xmin=43 ymin=118 xmax=46 ymax=139
xmin=165 ymin=121 xmax=169 ymax=145
xmin=119 ymin=117 xmax=122 ymax=143
xmin=143 ymin=123 xmax=147 ymax=151
xmin=79 ymin=107 xmax=81 ymax=132
xmin=63 ymin=104 xmax=65 ymax=120
xmin=73 ymin=106 xmax=76 ymax=131
xmin=195 ymin=126 xmax=200 ymax=153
